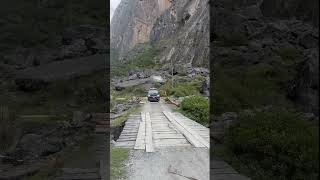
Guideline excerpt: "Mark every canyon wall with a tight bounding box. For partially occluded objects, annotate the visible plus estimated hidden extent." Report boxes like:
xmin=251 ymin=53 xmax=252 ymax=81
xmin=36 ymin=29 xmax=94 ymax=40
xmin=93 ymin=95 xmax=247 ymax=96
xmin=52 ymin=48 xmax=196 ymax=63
xmin=110 ymin=0 xmax=172 ymax=55
xmin=111 ymin=0 xmax=209 ymax=67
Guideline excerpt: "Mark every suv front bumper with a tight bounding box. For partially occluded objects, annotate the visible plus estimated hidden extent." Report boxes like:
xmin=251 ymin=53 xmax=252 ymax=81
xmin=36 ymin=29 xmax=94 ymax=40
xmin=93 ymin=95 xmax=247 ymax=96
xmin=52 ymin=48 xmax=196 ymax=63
xmin=148 ymin=96 xmax=160 ymax=102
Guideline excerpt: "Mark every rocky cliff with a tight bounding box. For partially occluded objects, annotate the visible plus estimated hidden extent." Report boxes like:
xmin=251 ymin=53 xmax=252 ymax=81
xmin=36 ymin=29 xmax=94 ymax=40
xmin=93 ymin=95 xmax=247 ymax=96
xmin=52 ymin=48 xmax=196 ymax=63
xmin=110 ymin=0 xmax=171 ymax=55
xmin=151 ymin=0 xmax=209 ymax=68
xmin=110 ymin=0 xmax=209 ymax=68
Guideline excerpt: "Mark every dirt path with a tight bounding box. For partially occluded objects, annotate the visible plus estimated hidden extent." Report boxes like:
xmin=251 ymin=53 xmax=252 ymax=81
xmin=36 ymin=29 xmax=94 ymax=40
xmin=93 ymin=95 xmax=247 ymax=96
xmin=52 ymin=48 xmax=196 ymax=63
xmin=115 ymin=100 xmax=209 ymax=180
xmin=114 ymin=99 xmax=250 ymax=180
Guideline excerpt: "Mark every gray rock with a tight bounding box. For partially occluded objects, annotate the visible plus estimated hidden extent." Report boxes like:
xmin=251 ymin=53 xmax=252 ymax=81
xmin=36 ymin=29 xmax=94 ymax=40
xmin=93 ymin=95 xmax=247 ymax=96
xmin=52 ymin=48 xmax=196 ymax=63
xmin=71 ymin=111 xmax=91 ymax=127
xmin=200 ymin=79 xmax=210 ymax=96
xmin=137 ymin=72 xmax=146 ymax=79
xmin=261 ymin=38 xmax=274 ymax=46
xmin=60 ymin=39 xmax=88 ymax=58
xmin=299 ymin=33 xmax=318 ymax=49
xmin=128 ymin=74 xmax=138 ymax=80
xmin=302 ymin=113 xmax=319 ymax=122
xmin=211 ymin=112 xmax=238 ymax=144
xmin=18 ymin=134 xmax=43 ymax=159
xmin=248 ymin=41 xmax=262 ymax=51
xmin=85 ymin=37 xmax=107 ymax=54
xmin=194 ymin=67 xmax=209 ymax=76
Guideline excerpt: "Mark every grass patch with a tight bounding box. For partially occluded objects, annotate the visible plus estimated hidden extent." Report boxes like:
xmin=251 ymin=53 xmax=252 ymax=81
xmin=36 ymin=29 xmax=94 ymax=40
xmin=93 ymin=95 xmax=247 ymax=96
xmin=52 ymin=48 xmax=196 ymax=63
xmin=160 ymin=76 xmax=204 ymax=97
xmin=111 ymin=45 xmax=158 ymax=77
xmin=111 ymin=106 xmax=140 ymax=126
xmin=111 ymin=146 xmax=129 ymax=179
xmin=180 ymin=96 xmax=209 ymax=126
xmin=214 ymin=107 xmax=319 ymax=180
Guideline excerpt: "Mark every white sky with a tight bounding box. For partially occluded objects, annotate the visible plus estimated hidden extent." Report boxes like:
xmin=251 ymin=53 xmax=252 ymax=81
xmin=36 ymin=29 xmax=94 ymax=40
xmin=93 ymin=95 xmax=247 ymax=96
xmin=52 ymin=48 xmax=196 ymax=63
xmin=110 ymin=0 xmax=122 ymax=21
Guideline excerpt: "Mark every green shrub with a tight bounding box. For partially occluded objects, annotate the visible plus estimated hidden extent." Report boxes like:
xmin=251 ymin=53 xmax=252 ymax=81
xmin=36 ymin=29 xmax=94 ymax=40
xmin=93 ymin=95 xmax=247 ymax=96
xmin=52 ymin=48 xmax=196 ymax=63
xmin=111 ymin=45 xmax=157 ymax=77
xmin=224 ymin=108 xmax=319 ymax=180
xmin=161 ymin=79 xmax=202 ymax=97
xmin=180 ymin=96 xmax=209 ymax=125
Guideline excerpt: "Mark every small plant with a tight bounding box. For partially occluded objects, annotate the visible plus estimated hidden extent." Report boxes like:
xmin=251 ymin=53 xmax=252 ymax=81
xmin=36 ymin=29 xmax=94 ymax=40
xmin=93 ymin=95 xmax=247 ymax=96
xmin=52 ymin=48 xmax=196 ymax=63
xmin=111 ymin=146 xmax=129 ymax=179
xmin=180 ymin=96 xmax=209 ymax=125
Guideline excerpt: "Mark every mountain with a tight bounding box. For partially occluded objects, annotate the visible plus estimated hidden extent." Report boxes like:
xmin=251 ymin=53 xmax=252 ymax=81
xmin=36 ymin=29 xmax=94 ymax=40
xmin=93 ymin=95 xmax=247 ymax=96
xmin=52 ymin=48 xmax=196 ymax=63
xmin=110 ymin=0 xmax=171 ymax=54
xmin=110 ymin=0 xmax=209 ymax=67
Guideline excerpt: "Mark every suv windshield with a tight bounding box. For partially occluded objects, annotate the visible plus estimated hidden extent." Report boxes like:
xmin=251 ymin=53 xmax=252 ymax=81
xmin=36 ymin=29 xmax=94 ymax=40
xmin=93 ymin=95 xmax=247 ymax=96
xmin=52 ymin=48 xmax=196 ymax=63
xmin=148 ymin=90 xmax=159 ymax=96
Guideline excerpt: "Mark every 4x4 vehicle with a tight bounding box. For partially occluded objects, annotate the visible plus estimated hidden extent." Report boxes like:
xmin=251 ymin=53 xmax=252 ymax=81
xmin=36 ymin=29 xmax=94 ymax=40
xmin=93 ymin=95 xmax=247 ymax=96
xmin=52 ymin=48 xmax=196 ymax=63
xmin=147 ymin=88 xmax=160 ymax=102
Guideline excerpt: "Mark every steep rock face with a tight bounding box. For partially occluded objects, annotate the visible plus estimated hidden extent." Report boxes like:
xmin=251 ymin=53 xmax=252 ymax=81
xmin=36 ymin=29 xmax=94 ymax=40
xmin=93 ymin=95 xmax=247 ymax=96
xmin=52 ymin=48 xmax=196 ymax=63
xmin=151 ymin=0 xmax=209 ymax=67
xmin=111 ymin=0 xmax=209 ymax=68
xmin=110 ymin=0 xmax=171 ymax=55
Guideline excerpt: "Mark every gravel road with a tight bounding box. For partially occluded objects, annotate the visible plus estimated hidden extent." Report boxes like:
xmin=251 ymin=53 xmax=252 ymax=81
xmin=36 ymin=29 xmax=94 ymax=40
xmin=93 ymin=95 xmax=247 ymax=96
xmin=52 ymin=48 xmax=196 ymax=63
xmin=124 ymin=100 xmax=209 ymax=180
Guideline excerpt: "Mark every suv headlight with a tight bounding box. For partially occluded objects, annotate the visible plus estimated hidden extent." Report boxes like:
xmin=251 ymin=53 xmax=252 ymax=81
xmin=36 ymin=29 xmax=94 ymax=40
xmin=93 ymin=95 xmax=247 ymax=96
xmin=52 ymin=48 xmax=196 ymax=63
xmin=157 ymin=94 xmax=160 ymax=97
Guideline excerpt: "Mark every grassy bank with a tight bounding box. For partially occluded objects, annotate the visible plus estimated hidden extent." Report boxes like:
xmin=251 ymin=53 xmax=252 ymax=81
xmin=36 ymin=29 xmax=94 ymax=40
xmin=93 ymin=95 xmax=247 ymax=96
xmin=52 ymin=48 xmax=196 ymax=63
xmin=213 ymin=107 xmax=319 ymax=180
xmin=160 ymin=76 xmax=204 ymax=97
xmin=111 ymin=146 xmax=129 ymax=179
xmin=180 ymin=96 xmax=209 ymax=126
xmin=111 ymin=106 xmax=140 ymax=127
xmin=111 ymin=45 xmax=159 ymax=77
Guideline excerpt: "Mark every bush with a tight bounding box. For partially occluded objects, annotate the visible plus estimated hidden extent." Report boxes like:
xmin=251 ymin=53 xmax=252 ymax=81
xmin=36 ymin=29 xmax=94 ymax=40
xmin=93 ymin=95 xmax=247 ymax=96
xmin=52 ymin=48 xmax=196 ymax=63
xmin=180 ymin=96 xmax=209 ymax=125
xmin=111 ymin=46 xmax=157 ymax=77
xmin=225 ymin=108 xmax=319 ymax=180
xmin=161 ymin=78 xmax=202 ymax=97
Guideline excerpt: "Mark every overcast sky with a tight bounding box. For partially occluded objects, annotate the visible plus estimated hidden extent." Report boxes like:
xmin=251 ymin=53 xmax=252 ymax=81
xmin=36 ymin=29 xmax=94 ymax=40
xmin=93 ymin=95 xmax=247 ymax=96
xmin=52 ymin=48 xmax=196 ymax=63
xmin=110 ymin=0 xmax=121 ymax=21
